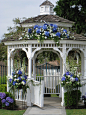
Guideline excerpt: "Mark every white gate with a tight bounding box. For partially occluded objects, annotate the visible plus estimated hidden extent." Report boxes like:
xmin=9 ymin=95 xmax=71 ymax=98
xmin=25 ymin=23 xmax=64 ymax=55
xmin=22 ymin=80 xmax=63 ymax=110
xmin=27 ymin=79 xmax=44 ymax=107
xmin=36 ymin=62 xmax=61 ymax=95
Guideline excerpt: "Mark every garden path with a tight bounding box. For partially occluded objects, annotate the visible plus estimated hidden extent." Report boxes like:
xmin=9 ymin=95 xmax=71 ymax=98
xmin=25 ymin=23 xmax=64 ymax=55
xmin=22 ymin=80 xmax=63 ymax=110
xmin=23 ymin=97 xmax=66 ymax=115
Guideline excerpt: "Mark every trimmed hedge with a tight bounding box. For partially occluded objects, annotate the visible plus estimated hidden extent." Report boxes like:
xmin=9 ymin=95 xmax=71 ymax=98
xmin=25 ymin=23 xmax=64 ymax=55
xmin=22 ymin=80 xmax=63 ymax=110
xmin=0 ymin=84 xmax=7 ymax=92
xmin=64 ymin=90 xmax=81 ymax=108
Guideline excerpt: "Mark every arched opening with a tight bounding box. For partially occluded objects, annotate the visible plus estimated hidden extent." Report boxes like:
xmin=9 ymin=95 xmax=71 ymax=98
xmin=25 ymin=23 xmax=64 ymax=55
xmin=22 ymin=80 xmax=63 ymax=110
xmin=67 ymin=49 xmax=85 ymax=96
xmin=10 ymin=49 xmax=28 ymax=76
xmin=32 ymin=48 xmax=62 ymax=97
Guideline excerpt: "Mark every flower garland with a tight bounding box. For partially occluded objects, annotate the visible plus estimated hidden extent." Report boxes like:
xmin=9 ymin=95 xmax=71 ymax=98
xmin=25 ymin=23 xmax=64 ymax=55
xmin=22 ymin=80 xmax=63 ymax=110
xmin=20 ymin=23 xmax=75 ymax=45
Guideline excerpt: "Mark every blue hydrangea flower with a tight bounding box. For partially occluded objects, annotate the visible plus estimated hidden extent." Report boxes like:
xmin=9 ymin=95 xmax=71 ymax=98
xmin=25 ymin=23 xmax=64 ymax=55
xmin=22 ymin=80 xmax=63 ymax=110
xmin=0 ymin=92 xmax=2 ymax=98
xmin=24 ymin=75 xmax=27 ymax=79
xmin=62 ymin=77 xmax=66 ymax=81
xmin=23 ymin=80 xmax=26 ymax=84
xmin=18 ymin=70 xmax=22 ymax=75
xmin=70 ymin=74 xmax=73 ymax=77
xmin=63 ymin=29 xmax=67 ymax=33
xmin=45 ymin=31 xmax=50 ymax=37
xmin=1 ymin=99 xmax=6 ymax=103
xmin=66 ymin=71 xmax=70 ymax=75
xmin=53 ymin=28 xmax=57 ymax=32
xmin=8 ymin=98 xmax=14 ymax=103
xmin=9 ymin=79 xmax=13 ymax=83
xmin=12 ymin=72 xmax=15 ymax=76
xmin=53 ymin=24 xmax=58 ymax=28
xmin=13 ymin=81 xmax=16 ymax=85
xmin=18 ymin=77 xmax=21 ymax=81
xmin=75 ymin=77 xmax=78 ymax=81
xmin=28 ymin=29 xmax=32 ymax=34
xmin=5 ymin=102 xmax=9 ymax=106
xmin=56 ymin=32 xmax=61 ymax=37
xmin=50 ymin=24 xmax=53 ymax=27
xmin=44 ymin=23 xmax=49 ymax=26
xmin=0 ymin=93 xmax=6 ymax=99
xmin=6 ymin=97 xmax=11 ymax=101
xmin=43 ymin=25 xmax=47 ymax=30
xmin=34 ymin=25 xmax=38 ymax=29
xmin=66 ymin=34 xmax=69 ymax=38
xmin=64 ymin=73 xmax=66 ymax=76
xmin=82 ymin=95 xmax=86 ymax=99
xmin=36 ymin=29 xmax=40 ymax=34
xmin=38 ymin=26 xmax=42 ymax=29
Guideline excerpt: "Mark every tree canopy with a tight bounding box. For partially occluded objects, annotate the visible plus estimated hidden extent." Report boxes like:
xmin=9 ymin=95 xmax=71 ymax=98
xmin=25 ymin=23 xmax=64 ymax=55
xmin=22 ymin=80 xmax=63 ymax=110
xmin=54 ymin=0 xmax=86 ymax=34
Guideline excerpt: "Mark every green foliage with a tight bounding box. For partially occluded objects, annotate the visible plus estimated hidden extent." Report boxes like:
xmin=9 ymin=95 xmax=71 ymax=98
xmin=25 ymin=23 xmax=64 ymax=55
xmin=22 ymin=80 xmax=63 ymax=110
xmin=54 ymin=0 xmax=86 ymax=34
xmin=5 ymin=92 xmax=15 ymax=100
xmin=36 ymin=51 xmax=59 ymax=64
xmin=0 ymin=76 xmax=7 ymax=84
xmin=64 ymin=90 xmax=81 ymax=107
xmin=0 ymin=43 xmax=7 ymax=62
xmin=66 ymin=51 xmax=81 ymax=73
xmin=0 ymin=84 xmax=7 ymax=92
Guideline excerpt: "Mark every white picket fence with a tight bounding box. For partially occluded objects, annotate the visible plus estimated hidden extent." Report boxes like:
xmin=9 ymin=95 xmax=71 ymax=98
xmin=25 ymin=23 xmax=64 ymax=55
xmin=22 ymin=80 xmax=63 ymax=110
xmin=15 ymin=78 xmax=44 ymax=107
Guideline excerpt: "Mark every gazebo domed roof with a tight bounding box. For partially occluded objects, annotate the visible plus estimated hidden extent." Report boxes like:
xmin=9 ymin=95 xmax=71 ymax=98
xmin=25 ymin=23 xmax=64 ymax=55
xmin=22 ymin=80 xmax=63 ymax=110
xmin=40 ymin=0 xmax=54 ymax=7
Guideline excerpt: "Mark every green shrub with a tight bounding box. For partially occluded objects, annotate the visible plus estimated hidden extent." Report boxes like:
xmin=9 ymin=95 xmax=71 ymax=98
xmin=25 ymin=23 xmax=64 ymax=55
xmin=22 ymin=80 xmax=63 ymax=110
xmin=0 ymin=76 xmax=7 ymax=84
xmin=0 ymin=84 xmax=7 ymax=92
xmin=64 ymin=90 xmax=81 ymax=107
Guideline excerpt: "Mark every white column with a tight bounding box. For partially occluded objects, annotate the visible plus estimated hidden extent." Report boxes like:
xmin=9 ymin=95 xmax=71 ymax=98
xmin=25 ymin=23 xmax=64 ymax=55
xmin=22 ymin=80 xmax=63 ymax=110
xmin=11 ymin=57 xmax=14 ymax=76
xmin=84 ymin=54 xmax=86 ymax=78
xmin=33 ymin=56 xmax=36 ymax=80
xmin=59 ymin=56 xmax=62 ymax=98
xmin=28 ymin=45 xmax=32 ymax=78
xmin=81 ymin=52 xmax=84 ymax=77
xmin=61 ymin=44 xmax=66 ymax=106
xmin=7 ymin=46 xmax=10 ymax=92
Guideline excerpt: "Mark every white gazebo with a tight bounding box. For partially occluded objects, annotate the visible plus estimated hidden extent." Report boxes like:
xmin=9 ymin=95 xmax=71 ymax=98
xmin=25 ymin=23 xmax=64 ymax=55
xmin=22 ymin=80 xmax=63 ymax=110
xmin=3 ymin=0 xmax=86 ymax=106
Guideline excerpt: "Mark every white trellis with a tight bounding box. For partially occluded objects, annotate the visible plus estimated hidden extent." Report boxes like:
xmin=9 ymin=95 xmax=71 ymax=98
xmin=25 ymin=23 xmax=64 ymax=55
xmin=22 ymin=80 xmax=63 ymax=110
xmin=4 ymin=39 xmax=86 ymax=106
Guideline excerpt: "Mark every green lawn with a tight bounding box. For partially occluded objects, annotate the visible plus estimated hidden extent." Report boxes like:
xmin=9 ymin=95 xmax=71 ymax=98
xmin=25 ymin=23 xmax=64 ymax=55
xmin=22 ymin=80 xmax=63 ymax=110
xmin=66 ymin=109 xmax=86 ymax=115
xmin=51 ymin=94 xmax=59 ymax=97
xmin=0 ymin=109 xmax=26 ymax=115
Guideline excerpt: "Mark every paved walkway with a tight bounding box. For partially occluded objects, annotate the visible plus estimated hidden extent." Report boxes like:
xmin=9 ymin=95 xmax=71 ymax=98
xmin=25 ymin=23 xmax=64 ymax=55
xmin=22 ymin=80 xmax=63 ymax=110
xmin=23 ymin=97 xmax=66 ymax=115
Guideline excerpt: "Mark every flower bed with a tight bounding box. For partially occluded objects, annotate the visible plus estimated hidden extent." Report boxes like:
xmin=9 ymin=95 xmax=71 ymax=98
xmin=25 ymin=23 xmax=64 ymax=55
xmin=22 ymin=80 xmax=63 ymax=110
xmin=0 ymin=92 xmax=15 ymax=109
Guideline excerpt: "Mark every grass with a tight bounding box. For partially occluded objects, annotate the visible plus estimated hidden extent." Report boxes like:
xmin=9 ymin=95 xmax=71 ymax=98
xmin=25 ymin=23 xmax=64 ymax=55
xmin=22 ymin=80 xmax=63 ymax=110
xmin=51 ymin=94 xmax=59 ymax=97
xmin=66 ymin=109 xmax=86 ymax=115
xmin=0 ymin=109 xmax=26 ymax=115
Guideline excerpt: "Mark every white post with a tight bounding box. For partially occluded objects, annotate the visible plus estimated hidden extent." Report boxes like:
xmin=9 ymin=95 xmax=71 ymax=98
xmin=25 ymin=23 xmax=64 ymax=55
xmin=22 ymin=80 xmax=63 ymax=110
xmin=59 ymin=56 xmax=62 ymax=98
xmin=33 ymin=56 xmax=36 ymax=80
xmin=11 ymin=57 xmax=14 ymax=76
xmin=81 ymin=52 xmax=84 ymax=77
xmin=27 ymin=88 xmax=32 ymax=106
xmin=28 ymin=45 xmax=32 ymax=78
xmin=7 ymin=46 xmax=10 ymax=92
xmin=61 ymin=44 xmax=66 ymax=106
xmin=84 ymin=51 xmax=86 ymax=78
